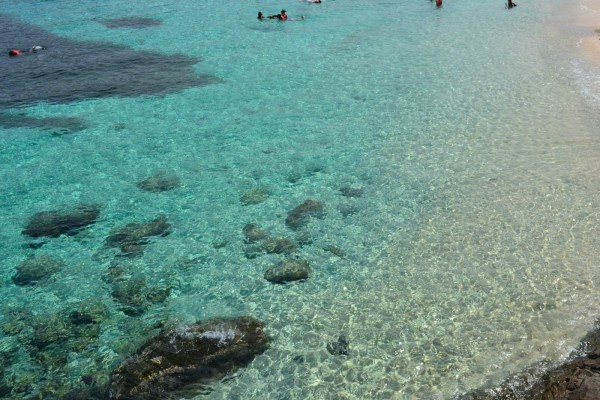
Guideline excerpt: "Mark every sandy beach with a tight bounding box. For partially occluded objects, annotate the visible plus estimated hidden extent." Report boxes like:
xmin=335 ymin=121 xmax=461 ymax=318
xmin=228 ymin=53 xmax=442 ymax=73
xmin=574 ymin=0 xmax=600 ymax=64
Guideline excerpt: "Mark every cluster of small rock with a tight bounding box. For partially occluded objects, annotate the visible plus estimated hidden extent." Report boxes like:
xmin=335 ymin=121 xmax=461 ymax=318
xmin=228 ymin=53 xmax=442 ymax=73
xmin=2 ymin=176 xmax=364 ymax=398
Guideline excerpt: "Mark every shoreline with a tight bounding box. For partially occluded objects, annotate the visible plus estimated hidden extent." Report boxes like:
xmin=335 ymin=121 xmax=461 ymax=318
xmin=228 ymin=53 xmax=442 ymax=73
xmin=573 ymin=0 xmax=600 ymax=65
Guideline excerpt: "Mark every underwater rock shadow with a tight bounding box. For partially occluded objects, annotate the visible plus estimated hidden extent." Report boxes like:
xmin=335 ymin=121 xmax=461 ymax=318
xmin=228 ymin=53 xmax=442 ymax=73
xmin=0 ymin=13 xmax=220 ymax=129
xmin=0 ymin=112 xmax=87 ymax=134
xmin=96 ymin=17 xmax=162 ymax=29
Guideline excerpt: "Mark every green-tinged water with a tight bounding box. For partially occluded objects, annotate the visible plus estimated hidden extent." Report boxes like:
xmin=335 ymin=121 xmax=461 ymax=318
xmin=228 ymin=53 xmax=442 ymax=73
xmin=1 ymin=0 xmax=600 ymax=398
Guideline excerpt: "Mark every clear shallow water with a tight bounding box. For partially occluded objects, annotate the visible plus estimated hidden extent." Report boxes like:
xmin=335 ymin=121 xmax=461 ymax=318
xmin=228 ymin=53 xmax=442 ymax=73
xmin=1 ymin=0 xmax=600 ymax=398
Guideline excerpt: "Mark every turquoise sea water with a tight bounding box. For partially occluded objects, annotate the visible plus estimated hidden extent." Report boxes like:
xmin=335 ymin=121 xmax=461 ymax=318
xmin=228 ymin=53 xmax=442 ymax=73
xmin=2 ymin=0 xmax=600 ymax=398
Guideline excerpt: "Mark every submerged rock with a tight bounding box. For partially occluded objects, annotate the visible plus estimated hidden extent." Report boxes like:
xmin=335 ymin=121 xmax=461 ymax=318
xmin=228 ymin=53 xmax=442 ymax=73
xmin=264 ymin=259 xmax=311 ymax=283
xmin=136 ymin=172 xmax=180 ymax=193
xmin=242 ymin=223 xmax=269 ymax=243
xmin=104 ymin=265 xmax=172 ymax=316
xmin=326 ymin=335 xmax=349 ymax=356
xmin=285 ymin=199 xmax=325 ymax=229
xmin=12 ymin=255 xmax=63 ymax=286
xmin=261 ymin=237 xmax=298 ymax=255
xmin=109 ymin=316 xmax=269 ymax=399
xmin=240 ymin=188 xmax=269 ymax=206
xmin=104 ymin=214 xmax=171 ymax=256
xmin=98 ymin=17 xmax=162 ymax=29
xmin=459 ymin=320 xmax=600 ymax=400
xmin=339 ymin=186 xmax=364 ymax=198
xmin=69 ymin=301 xmax=109 ymax=325
xmin=21 ymin=204 xmax=100 ymax=238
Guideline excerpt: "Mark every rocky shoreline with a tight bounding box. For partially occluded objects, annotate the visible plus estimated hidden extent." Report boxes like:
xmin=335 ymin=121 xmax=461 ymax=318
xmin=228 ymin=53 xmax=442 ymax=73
xmin=460 ymin=320 xmax=600 ymax=399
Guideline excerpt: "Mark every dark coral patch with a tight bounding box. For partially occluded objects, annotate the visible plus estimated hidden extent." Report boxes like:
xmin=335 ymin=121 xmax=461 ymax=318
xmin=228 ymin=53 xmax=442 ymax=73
xmin=22 ymin=204 xmax=101 ymax=238
xmin=0 ymin=13 xmax=218 ymax=109
xmin=109 ymin=316 xmax=269 ymax=399
xmin=98 ymin=17 xmax=162 ymax=29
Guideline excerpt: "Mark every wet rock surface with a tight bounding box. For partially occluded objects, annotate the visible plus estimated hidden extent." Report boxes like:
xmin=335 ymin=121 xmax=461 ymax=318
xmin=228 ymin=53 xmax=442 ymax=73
xmin=460 ymin=321 xmax=600 ymax=400
xmin=12 ymin=255 xmax=63 ymax=286
xmin=264 ymin=259 xmax=311 ymax=283
xmin=21 ymin=204 xmax=100 ymax=238
xmin=109 ymin=316 xmax=269 ymax=399
xmin=285 ymin=199 xmax=325 ymax=229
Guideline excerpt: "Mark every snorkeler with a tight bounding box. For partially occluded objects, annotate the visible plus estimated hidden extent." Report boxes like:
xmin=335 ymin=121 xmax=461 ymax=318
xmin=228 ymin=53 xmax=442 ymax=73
xmin=8 ymin=45 xmax=44 ymax=56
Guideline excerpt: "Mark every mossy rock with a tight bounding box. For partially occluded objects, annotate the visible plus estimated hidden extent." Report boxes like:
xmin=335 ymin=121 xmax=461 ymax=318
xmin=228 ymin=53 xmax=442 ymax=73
xmin=242 ymin=223 xmax=269 ymax=243
xmin=69 ymin=300 xmax=109 ymax=325
xmin=285 ymin=199 xmax=325 ymax=229
xmin=240 ymin=188 xmax=269 ymax=206
xmin=109 ymin=316 xmax=269 ymax=399
xmin=21 ymin=204 xmax=100 ymax=238
xmin=104 ymin=214 xmax=171 ymax=256
xmin=264 ymin=259 xmax=311 ymax=283
xmin=12 ymin=255 xmax=63 ymax=286
xmin=261 ymin=237 xmax=298 ymax=255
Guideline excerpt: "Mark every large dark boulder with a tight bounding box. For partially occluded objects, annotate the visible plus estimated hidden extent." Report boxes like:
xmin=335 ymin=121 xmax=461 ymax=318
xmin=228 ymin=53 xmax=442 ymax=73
xmin=21 ymin=204 xmax=100 ymax=238
xmin=109 ymin=316 xmax=269 ymax=399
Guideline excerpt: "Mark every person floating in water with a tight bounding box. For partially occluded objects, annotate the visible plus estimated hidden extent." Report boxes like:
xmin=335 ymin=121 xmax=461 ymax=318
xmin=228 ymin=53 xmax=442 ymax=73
xmin=265 ymin=9 xmax=304 ymax=21
xmin=8 ymin=45 xmax=43 ymax=56
xmin=507 ymin=0 xmax=517 ymax=8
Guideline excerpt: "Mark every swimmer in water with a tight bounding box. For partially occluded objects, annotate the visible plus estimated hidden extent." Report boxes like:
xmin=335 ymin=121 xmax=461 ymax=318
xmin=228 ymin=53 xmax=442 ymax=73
xmin=258 ymin=11 xmax=265 ymax=20
xmin=507 ymin=0 xmax=517 ymax=8
xmin=8 ymin=45 xmax=44 ymax=56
